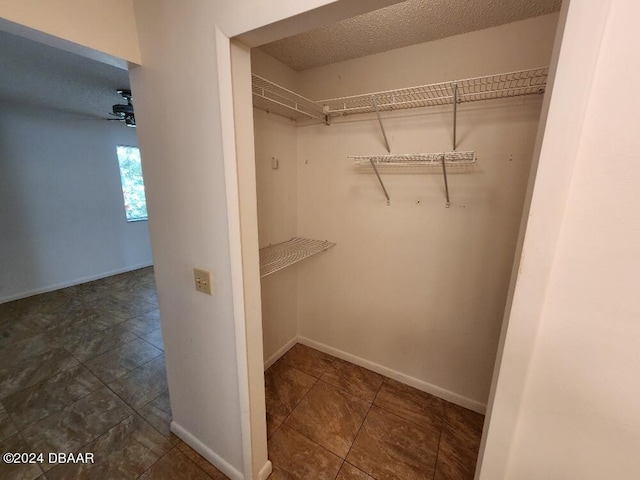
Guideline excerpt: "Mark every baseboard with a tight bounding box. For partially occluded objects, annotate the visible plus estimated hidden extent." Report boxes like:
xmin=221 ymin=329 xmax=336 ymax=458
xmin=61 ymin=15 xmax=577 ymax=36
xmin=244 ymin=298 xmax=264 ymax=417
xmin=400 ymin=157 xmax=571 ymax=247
xmin=298 ymin=336 xmax=487 ymax=414
xmin=263 ymin=335 xmax=298 ymax=371
xmin=258 ymin=460 xmax=273 ymax=480
xmin=170 ymin=421 xmax=244 ymax=480
xmin=0 ymin=262 xmax=153 ymax=304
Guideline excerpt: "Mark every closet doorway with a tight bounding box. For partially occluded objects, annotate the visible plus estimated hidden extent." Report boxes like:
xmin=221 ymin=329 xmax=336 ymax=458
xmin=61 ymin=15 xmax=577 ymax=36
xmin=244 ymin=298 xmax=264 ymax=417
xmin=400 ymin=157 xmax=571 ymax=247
xmin=230 ymin=1 xmax=563 ymax=478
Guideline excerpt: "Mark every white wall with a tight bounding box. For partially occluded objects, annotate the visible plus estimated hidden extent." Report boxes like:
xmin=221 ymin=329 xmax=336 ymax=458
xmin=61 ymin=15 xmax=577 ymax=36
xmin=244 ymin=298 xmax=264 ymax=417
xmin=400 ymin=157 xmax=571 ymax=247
xmin=0 ymin=103 xmax=152 ymax=302
xmin=130 ymin=1 xmax=401 ymax=478
xmin=252 ymin=14 xmax=556 ymax=411
xmin=254 ymin=110 xmax=299 ymax=363
xmin=492 ymin=0 xmax=640 ymax=478
xmin=251 ymin=50 xmax=300 ymax=364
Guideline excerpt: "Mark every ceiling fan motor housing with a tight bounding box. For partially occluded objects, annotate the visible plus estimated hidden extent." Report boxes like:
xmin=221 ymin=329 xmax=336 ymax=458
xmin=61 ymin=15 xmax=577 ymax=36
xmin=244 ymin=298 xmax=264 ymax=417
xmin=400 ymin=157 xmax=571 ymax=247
xmin=112 ymin=89 xmax=136 ymax=126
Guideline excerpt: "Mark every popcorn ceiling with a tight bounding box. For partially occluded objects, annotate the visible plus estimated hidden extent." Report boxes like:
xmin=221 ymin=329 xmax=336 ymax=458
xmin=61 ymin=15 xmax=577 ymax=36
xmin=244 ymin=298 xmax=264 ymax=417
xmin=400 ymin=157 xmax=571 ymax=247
xmin=260 ymin=0 xmax=561 ymax=71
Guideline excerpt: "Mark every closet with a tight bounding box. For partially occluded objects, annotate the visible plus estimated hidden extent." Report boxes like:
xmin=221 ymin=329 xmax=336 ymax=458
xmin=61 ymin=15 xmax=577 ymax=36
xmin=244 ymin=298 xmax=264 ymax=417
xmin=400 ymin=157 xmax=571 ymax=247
xmin=249 ymin=8 xmax=559 ymax=412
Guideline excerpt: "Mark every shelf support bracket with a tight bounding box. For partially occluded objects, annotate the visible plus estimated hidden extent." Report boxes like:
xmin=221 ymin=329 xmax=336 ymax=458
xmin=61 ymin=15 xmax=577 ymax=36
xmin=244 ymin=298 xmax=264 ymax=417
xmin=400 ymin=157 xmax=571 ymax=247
xmin=452 ymin=82 xmax=458 ymax=151
xmin=441 ymin=154 xmax=451 ymax=208
xmin=369 ymin=158 xmax=391 ymax=206
xmin=371 ymin=95 xmax=391 ymax=153
xmin=441 ymin=82 xmax=459 ymax=208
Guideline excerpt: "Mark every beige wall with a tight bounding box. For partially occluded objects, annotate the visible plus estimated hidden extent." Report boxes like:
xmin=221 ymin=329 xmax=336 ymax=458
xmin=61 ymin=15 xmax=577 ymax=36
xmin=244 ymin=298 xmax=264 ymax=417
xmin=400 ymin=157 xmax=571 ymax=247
xmin=0 ymin=0 xmax=140 ymax=64
xmin=251 ymin=50 xmax=301 ymax=365
xmin=129 ymin=1 xmax=374 ymax=479
xmin=484 ymin=0 xmax=640 ymax=478
xmin=254 ymin=110 xmax=300 ymax=363
xmin=251 ymin=14 xmax=558 ymax=411
xmin=297 ymin=14 xmax=558 ymax=100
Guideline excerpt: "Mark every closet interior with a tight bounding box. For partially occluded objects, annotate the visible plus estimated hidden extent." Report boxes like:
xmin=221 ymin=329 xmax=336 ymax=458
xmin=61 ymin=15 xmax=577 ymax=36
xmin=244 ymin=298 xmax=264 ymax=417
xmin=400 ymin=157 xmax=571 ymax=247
xmin=250 ymin=5 xmax=560 ymax=414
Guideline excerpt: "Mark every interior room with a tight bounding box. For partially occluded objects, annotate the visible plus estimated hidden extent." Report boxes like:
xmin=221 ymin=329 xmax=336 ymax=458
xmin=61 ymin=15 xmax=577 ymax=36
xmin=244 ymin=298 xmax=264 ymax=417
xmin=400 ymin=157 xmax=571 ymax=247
xmin=248 ymin=3 xmax=559 ymax=478
xmin=1 ymin=0 xmax=640 ymax=479
xmin=0 ymin=29 xmax=193 ymax=480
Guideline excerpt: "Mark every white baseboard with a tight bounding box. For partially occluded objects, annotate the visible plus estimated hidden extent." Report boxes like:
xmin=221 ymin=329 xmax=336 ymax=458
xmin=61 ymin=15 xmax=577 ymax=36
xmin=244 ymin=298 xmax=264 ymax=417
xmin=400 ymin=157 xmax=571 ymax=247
xmin=170 ymin=421 xmax=244 ymax=480
xmin=258 ymin=460 xmax=273 ymax=480
xmin=263 ymin=335 xmax=298 ymax=371
xmin=0 ymin=262 xmax=153 ymax=304
xmin=298 ymin=336 xmax=487 ymax=414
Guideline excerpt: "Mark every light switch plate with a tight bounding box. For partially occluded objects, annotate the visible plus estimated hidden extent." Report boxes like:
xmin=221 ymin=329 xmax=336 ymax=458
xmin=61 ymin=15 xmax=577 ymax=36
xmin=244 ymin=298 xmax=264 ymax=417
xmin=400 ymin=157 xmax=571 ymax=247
xmin=194 ymin=268 xmax=212 ymax=295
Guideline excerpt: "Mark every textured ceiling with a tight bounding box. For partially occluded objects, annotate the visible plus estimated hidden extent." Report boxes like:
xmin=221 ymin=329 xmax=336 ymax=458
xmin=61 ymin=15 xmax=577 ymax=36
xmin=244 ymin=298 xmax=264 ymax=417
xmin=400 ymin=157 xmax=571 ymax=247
xmin=0 ymin=29 xmax=130 ymax=119
xmin=260 ymin=0 xmax=562 ymax=71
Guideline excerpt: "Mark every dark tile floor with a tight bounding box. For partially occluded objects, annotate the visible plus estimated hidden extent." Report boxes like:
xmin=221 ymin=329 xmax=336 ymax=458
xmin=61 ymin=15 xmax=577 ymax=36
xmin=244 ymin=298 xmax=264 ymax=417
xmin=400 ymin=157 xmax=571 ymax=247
xmin=265 ymin=344 xmax=485 ymax=480
xmin=1 ymin=269 xmax=484 ymax=480
xmin=0 ymin=268 xmax=227 ymax=480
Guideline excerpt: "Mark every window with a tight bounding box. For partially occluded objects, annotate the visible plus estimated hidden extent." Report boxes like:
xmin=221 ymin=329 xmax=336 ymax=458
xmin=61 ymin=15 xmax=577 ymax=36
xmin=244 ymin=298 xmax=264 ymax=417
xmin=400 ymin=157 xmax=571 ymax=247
xmin=116 ymin=145 xmax=148 ymax=222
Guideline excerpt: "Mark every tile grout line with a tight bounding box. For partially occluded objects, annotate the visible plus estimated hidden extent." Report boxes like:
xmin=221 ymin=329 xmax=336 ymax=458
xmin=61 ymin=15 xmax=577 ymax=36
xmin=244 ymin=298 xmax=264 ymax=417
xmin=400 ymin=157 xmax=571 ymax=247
xmin=133 ymin=389 xmax=177 ymax=444
xmin=431 ymin=405 xmax=446 ymax=480
xmin=269 ymin=355 xmax=346 ymax=475
xmin=266 ymin=350 xmax=332 ymax=437
xmin=339 ymin=373 xmax=384 ymax=476
xmin=175 ymin=441 xmax=228 ymax=480
xmin=135 ymin=442 xmax=175 ymax=479
xmin=4 ymin=368 xmax=111 ymax=436
xmin=99 ymin=356 xmax=166 ymax=412
xmin=0 ymin=350 xmax=80 ymax=407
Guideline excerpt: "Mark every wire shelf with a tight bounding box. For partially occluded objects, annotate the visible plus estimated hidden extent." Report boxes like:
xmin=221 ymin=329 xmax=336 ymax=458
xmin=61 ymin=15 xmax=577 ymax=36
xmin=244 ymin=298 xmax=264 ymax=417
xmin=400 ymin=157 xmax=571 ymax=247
xmin=350 ymin=151 xmax=477 ymax=166
xmin=320 ymin=67 xmax=548 ymax=116
xmin=252 ymin=74 xmax=325 ymax=121
xmin=259 ymin=237 xmax=336 ymax=278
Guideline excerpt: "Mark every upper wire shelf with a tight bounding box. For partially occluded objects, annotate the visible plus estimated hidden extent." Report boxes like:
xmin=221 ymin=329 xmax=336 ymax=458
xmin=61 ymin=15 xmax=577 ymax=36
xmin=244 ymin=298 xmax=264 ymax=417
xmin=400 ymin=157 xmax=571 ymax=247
xmin=259 ymin=237 xmax=336 ymax=277
xmin=252 ymin=74 xmax=325 ymax=121
xmin=319 ymin=67 xmax=549 ymax=116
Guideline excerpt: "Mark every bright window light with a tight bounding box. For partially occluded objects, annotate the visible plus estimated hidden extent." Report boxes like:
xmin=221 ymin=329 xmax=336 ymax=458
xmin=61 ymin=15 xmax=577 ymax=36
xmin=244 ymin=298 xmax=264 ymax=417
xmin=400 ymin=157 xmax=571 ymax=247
xmin=116 ymin=145 xmax=148 ymax=222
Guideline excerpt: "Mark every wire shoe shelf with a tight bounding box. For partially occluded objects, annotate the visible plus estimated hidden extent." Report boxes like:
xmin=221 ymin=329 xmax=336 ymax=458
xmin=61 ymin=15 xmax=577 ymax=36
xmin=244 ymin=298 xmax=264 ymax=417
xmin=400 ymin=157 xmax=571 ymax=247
xmin=251 ymin=68 xmax=547 ymax=120
xmin=320 ymin=67 xmax=549 ymax=116
xmin=349 ymin=151 xmax=477 ymax=167
xmin=259 ymin=237 xmax=336 ymax=277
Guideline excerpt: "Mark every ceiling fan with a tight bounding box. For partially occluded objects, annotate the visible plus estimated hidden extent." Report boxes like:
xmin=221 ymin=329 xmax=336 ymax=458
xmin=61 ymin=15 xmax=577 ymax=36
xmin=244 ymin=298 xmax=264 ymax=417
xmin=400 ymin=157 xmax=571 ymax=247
xmin=110 ymin=89 xmax=136 ymax=127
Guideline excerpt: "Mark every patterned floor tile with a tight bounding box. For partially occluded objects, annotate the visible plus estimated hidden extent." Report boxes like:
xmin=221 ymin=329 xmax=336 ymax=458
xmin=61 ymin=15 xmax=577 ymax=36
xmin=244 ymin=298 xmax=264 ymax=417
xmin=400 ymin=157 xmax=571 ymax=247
xmin=265 ymin=361 xmax=316 ymax=424
xmin=84 ymin=337 xmax=162 ymax=384
xmin=141 ymin=327 xmax=164 ymax=351
xmin=320 ymin=359 xmax=383 ymax=403
xmin=45 ymin=414 xmax=172 ymax=479
xmin=280 ymin=344 xmax=334 ymax=378
xmin=63 ymin=323 xmax=138 ymax=361
xmin=137 ymin=391 xmax=177 ymax=443
xmin=175 ymin=440 xmax=229 ymax=479
xmin=285 ymin=381 xmax=369 ymax=458
xmin=125 ymin=310 xmax=161 ymax=337
xmin=2 ymin=365 xmax=102 ymax=429
xmin=346 ymin=406 xmax=440 ymax=480
xmin=21 ymin=387 xmax=133 ymax=471
xmin=374 ymin=378 xmax=445 ymax=433
xmin=268 ymin=424 xmax=342 ymax=480
xmin=0 ymin=434 xmax=43 ymax=480
xmin=336 ymin=462 xmax=375 ymax=480
xmin=108 ymin=355 xmax=168 ymax=409
xmin=139 ymin=448 xmax=214 ymax=479
xmin=0 ymin=348 xmax=78 ymax=398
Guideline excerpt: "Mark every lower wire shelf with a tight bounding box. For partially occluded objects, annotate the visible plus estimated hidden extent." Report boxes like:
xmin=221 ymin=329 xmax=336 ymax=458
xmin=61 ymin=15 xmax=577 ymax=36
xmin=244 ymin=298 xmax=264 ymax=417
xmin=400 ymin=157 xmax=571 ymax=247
xmin=259 ymin=237 xmax=336 ymax=278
